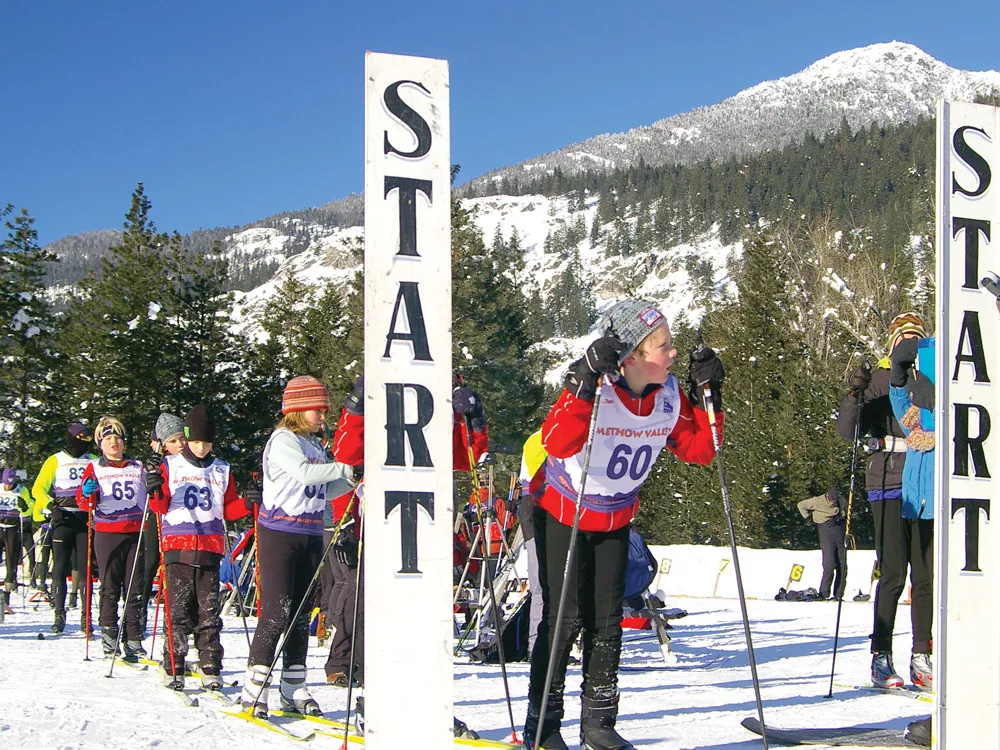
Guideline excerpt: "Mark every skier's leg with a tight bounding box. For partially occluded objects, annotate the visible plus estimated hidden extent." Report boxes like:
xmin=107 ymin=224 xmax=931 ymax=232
xmin=193 ymin=564 xmax=224 ymax=676
xmin=247 ymin=526 xmax=297 ymax=667
xmin=908 ymin=518 xmax=934 ymax=687
xmin=817 ymin=521 xmax=837 ymax=599
xmin=39 ymin=523 xmax=52 ymax=590
xmin=49 ymin=512 xmax=73 ymax=615
xmin=138 ymin=518 xmax=159 ymax=635
xmin=121 ymin=532 xmax=144 ymax=642
xmin=525 ymin=536 xmax=544 ymax=655
xmin=164 ymin=562 xmax=194 ymax=673
xmin=525 ymin=506 xmax=582 ymax=746
xmin=21 ymin=518 xmax=35 ymax=585
xmin=834 ymin=534 xmax=848 ymax=601
xmin=325 ymin=554 xmax=356 ymax=679
xmin=870 ymin=498 xmax=907 ymax=652
xmin=580 ymin=524 xmax=630 ymax=747
xmin=282 ymin=534 xmax=321 ymax=670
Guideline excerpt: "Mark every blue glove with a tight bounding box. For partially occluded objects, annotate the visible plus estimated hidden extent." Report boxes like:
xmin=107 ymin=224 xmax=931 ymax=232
xmin=81 ymin=477 xmax=99 ymax=497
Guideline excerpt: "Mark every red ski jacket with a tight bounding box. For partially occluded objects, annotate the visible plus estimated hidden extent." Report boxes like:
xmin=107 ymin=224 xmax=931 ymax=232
xmin=328 ymin=407 xmax=490 ymax=535
xmin=537 ymin=381 xmax=722 ymax=532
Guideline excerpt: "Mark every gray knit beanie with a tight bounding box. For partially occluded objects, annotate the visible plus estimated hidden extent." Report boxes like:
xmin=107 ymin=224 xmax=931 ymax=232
xmin=154 ymin=413 xmax=185 ymax=443
xmin=600 ymin=300 xmax=667 ymax=364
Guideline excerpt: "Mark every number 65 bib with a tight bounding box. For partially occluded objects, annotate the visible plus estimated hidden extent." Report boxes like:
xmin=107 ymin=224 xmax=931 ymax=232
xmin=546 ymin=377 xmax=681 ymax=513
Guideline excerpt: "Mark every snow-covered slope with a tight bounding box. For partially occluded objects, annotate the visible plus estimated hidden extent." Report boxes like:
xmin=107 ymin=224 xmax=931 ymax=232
xmin=0 ymin=545 xmax=927 ymax=749
xmin=467 ymin=41 xmax=1000 ymax=189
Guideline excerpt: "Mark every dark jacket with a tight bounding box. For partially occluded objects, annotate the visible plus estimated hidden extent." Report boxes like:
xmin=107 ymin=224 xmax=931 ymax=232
xmin=836 ymin=367 xmax=905 ymax=497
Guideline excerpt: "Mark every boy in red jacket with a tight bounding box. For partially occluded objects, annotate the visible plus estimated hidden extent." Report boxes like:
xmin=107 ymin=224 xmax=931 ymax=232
xmin=145 ymin=405 xmax=250 ymax=690
xmin=524 ymin=300 xmax=724 ymax=750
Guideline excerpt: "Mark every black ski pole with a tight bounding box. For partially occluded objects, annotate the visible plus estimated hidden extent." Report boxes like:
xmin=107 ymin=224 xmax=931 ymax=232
xmin=464 ymin=413 xmax=519 ymax=746
xmin=826 ymin=366 xmax=867 ymax=699
xmin=107 ymin=497 xmax=154 ymax=678
xmin=534 ymin=377 xmax=605 ymax=750
xmin=701 ymin=379 xmax=769 ymax=750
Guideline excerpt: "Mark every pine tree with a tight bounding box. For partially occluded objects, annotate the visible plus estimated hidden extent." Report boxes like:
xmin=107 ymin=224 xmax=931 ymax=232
xmin=0 ymin=208 xmax=60 ymax=471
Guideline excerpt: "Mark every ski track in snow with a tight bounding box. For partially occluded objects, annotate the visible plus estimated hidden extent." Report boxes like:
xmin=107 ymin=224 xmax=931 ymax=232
xmin=0 ymin=591 xmax=927 ymax=749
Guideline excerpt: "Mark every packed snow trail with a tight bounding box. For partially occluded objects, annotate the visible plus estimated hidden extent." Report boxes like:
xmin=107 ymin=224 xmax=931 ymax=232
xmin=0 ymin=590 xmax=929 ymax=749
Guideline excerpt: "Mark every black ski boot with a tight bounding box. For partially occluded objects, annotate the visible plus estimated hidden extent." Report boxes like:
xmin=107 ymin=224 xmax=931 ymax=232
xmin=453 ymin=717 xmax=480 ymax=740
xmin=68 ymin=591 xmax=78 ymax=609
xmin=163 ymin=670 xmax=185 ymax=691
xmin=123 ymin=640 xmax=145 ymax=663
xmin=101 ymin=627 xmax=119 ymax=657
xmin=580 ymin=689 xmax=634 ymax=749
xmin=904 ymin=716 xmax=931 ymax=747
xmin=52 ymin=609 xmax=66 ymax=634
xmin=580 ymin=725 xmax=635 ymax=750
xmin=522 ymin=700 xmax=568 ymax=750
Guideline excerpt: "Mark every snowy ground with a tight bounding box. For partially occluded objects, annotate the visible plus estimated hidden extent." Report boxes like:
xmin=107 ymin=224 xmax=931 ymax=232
xmin=0 ymin=584 xmax=927 ymax=749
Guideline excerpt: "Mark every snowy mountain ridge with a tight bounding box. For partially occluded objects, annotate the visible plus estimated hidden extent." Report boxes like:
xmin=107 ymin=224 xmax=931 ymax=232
xmin=465 ymin=41 xmax=1000 ymax=191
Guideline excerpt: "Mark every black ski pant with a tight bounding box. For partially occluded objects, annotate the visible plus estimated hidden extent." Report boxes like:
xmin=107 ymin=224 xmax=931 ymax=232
xmin=319 ymin=529 xmax=341 ymax=619
xmin=870 ymin=498 xmax=934 ymax=654
xmin=1 ymin=523 xmax=20 ymax=587
xmin=248 ymin=526 xmax=321 ymax=670
xmin=50 ymin=508 xmax=89 ymax=614
xmin=817 ymin=520 xmax=847 ymax=599
xmin=163 ymin=561 xmax=223 ymax=675
xmin=38 ymin=523 xmax=53 ymax=588
xmin=325 ymin=553 xmax=364 ymax=678
xmin=93 ymin=530 xmax=143 ymax=640
xmin=138 ymin=518 xmax=160 ymax=632
xmin=21 ymin=518 xmax=35 ymax=583
xmin=527 ymin=506 xmax=629 ymax=733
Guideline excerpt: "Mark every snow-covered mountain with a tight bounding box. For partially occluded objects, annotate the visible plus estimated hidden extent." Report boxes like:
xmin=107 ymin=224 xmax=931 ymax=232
xmin=466 ymin=42 xmax=1000 ymax=191
xmin=230 ymin=193 xmax=739 ymax=385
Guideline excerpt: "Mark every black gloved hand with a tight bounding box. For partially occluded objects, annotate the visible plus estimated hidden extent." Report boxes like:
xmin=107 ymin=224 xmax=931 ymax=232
xmin=688 ymin=345 xmax=725 ymax=412
xmin=145 ymin=453 xmax=163 ymax=475
xmin=243 ymin=481 xmax=263 ymax=506
xmin=908 ymin=373 xmax=935 ymax=411
xmin=344 ymin=375 xmax=364 ymax=416
xmin=145 ymin=469 xmax=164 ymax=496
xmin=890 ymin=337 xmax=919 ymax=387
xmin=17 ymin=496 xmax=29 ymax=513
xmin=564 ymin=333 xmax=625 ymax=400
xmin=334 ymin=533 xmax=359 ymax=568
xmin=848 ymin=364 xmax=872 ymax=394
xmin=453 ymin=386 xmax=486 ymax=430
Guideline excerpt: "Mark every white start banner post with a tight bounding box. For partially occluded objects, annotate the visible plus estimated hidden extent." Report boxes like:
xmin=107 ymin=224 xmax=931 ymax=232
xmin=363 ymin=52 xmax=453 ymax=748
xmin=935 ymin=99 xmax=1000 ymax=749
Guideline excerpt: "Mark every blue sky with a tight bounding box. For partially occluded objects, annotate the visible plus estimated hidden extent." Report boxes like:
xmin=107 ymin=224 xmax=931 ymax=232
xmin=3 ymin=0 xmax=999 ymax=244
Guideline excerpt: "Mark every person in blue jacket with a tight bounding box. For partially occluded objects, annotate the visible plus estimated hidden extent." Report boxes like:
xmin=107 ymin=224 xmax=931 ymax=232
xmin=887 ymin=332 xmax=934 ymax=693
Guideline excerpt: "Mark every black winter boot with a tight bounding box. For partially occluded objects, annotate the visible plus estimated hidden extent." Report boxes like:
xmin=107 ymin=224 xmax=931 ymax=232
xmin=580 ymin=690 xmax=634 ymax=749
xmin=904 ymin=716 xmax=931 ymax=746
xmin=101 ymin=626 xmax=119 ymax=656
xmin=522 ymin=699 xmax=568 ymax=749
xmin=52 ymin=609 xmax=66 ymax=634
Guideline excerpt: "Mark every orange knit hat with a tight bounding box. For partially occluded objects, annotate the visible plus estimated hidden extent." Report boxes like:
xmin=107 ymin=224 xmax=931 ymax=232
xmin=282 ymin=376 xmax=330 ymax=414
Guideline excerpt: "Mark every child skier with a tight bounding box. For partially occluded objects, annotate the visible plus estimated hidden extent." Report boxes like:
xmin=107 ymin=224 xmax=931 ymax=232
xmin=146 ymin=405 xmax=250 ymax=690
xmin=76 ymin=416 xmax=148 ymax=660
xmin=138 ymin=413 xmax=187 ymax=637
xmin=241 ymin=376 xmax=355 ymax=717
xmin=0 ymin=469 xmax=33 ymax=612
xmin=523 ymin=300 xmax=724 ymax=750
xmin=32 ymin=422 xmax=98 ymax=634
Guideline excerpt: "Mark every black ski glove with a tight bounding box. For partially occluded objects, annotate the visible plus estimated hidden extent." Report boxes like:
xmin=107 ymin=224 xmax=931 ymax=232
xmin=453 ymin=386 xmax=486 ymax=430
xmin=334 ymin=532 xmax=359 ymax=569
xmin=688 ymin=344 xmax=725 ymax=412
xmin=17 ymin=495 xmax=29 ymax=513
xmin=344 ymin=375 xmax=364 ymax=416
xmin=243 ymin=479 xmax=263 ymax=507
xmin=889 ymin=337 xmax=919 ymax=387
xmin=848 ymin=364 xmax=872 ymax=394
xmin=908 ymin=373 xmax=935 ymax=411
xmin=145 ymin=469 xmax=164 ymax=496
xmin=564 ymin=333 xmax=625 ymax=400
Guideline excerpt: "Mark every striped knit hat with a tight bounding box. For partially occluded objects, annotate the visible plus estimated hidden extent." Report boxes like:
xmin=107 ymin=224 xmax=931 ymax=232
xmin=282 ymin=376 xmax=330 ymax=414
xmin=886 ymin=312 xmax=927 ymax=353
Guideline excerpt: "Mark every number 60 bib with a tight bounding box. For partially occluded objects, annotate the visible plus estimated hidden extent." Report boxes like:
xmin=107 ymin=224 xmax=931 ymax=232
xmin=546 ymin=377 xmax=682 ymax=513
